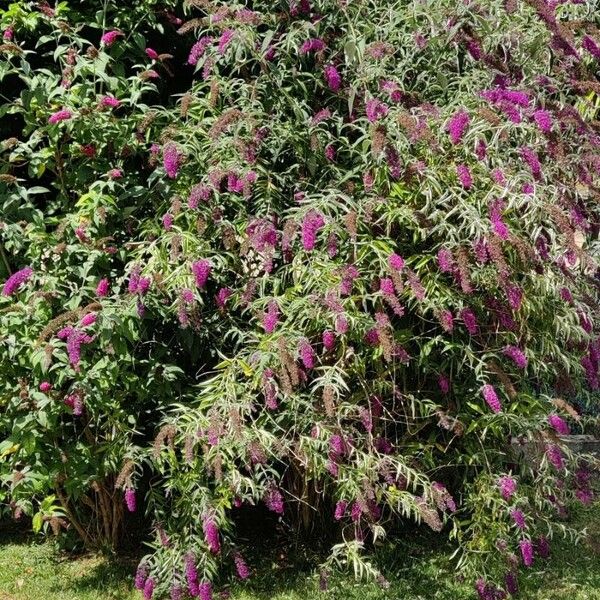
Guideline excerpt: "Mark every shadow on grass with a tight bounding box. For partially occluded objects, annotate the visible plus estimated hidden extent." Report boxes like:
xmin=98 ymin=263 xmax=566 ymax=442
xmin=66 ymin=556 xmax=138 ymax=597
xmin=226 ymin=525 xmax=473 ymax=600
xmin=517 ymin=504 xmax=600 ymax=598
xmin=229 ymin=505 xmax=600 ymax=600
xmin=0 ymin=520 xmax=138 ymax=600
xmin=1 ymin=504 xmax=599 ymax=600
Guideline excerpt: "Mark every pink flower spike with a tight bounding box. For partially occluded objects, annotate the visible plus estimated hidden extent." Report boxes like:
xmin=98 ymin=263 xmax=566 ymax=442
xmin=298 ymin=338 xmax=316 ymax=369
xmin=582 ymin=35 xmax=600 ymax=60
xmin=365 ymin=98 xmax=389 ymax=123
xmin=511 ymin=509 xmax=526 ymax=529
xmin=301 ymin=211 xmax=325 ymax=251
xmin=48 ymin=109 xmax=72 ymax=124
xmin=80 ymin=312 xmax=97 ymax=327
xmin=100 ymin=30 xmax=123 ymax=46
xmin=457 ymin=163 xmax=473 ymax=189
xmin=262 ymin=300 xmax=279 ymax=333
xmin=532 ymin=109 xmax=552 ymax=133
xmin=234 ymin=553 xmax=250 ymax=580
xmin=300 ymin=38 xmax=326 ymax=54
xmin=546 ymin=444 xmax=564 ymax=470
xmin=446 ymin=109 xmax=470 ymax=144
xmin=324 ymin=64 xmax=342 ymax=91
xmin=322 ymin=330 xmax=336 ymax=352
xmin=192 ymin=260 xmax=212 ymax=289
xmin=96 ymin=278 xmax=110 ymax=297
xmin=145 ymin=47 xmax=158 ymax=60
xmin=548 ymin=414 xmax=570 ymax=436
xmin=460 ymin=308 xmax=478 ymax=335
xmin=163 ymin=143 xmax=181 ymax=179
xmin=498 ymin=475 xmax=516 ymax=500
xmin=202 ymin=518 xmax=221 ymax=554
xmin=519 ymin=539 xmax=534 ymax=567
xmin=503 ymin=345 xmax=528 ymax=369
xmin=481 ymin=384 xmax=502 ymax=413
xmin=125 ymin=488 xmax=137 ymax=512
xmin=2 ymin=267 xmax=33 ymax=296
xmin=215 ymin=287 xmax=232 ymax=309
xmin=388 ymin=253 xmax=404 ymax=271
xmin=437 ymin=248 xmax=454 ymax=273
xmin=218 ymin=29 xmax=235 ymax=55
xmin=162 ymin=213 xmax=174 ymax=231
xmin=187 ymin=36 xmax=213 ymax=66
xmin=199 ymin=581 xmax=213 ymax=600
xmin=100 ymin=95 xmax=120 ymax=108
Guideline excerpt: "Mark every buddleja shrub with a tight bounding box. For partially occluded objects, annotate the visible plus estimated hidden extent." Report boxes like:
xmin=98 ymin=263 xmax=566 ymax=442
xmin=0 ymin=0 xmax=185 ymax=549
xmin=1 ymin=0 xmax=599 ymax=598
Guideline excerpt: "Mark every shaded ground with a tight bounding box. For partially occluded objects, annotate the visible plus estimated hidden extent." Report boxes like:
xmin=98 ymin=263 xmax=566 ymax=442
xmin=0 ymin=503 xmax=599 ymax=600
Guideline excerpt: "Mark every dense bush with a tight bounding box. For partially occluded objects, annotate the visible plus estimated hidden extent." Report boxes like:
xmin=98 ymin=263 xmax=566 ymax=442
xmin=1 ymin=1 xmax=599 ymax=599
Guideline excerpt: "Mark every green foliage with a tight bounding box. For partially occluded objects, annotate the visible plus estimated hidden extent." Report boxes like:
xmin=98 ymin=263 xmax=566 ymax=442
xmin=0 ymin=0 xmax=599 ymax=598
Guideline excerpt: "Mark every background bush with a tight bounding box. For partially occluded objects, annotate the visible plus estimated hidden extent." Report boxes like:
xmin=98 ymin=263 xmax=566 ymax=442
xmin=0 ymin=1 xmax=599 ymax=599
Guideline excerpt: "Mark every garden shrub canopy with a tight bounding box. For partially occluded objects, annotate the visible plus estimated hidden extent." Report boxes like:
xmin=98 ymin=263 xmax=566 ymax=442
xmin=0 ymin=1 xmax=599 ymax=599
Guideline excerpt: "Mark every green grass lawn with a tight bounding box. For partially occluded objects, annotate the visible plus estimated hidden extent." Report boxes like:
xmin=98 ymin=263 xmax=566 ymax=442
xmin=0 ymin=504 xmax=599 ymax=600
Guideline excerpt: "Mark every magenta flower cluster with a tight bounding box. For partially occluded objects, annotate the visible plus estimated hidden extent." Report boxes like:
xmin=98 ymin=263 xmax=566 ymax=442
xmin=446 ymin=109 xmax=470 ymax=144
xmin=503 ymin=346 xmax=527 ymax=369
xmin=460 ymin=308 xmax=478 ymax=335
xmin=2 ymin=267 xmax=33 ymax=296
xmin=100 ymin=30 xmax=123 ymax=46
xmin=497 ymin=475 xmax=516 ymax=500
xmin=48 ymin=109 xmax=72 ymax=124
xmin=298 ymin=338 xmax=316 ymax=369
xmin=57 ymin=326 xmax=94 ymax=369
xmin=192 ymin=260 xmax=212 ymax=289
xmin=481 ymin=384 xmax=502 ymax=413
xmin=202 ymin=517 xmax=221 ymax=554
xmin=262 ymin=300 xmax=280 ymax=333
xmin=456 ymin=163 xmax=473 ymax=189
xmin=300 ymin=38 xmax=326 ymax=54
xmin=301 ymin=211 xmax=325 ymax=251
xmin=125 ymin=488 xmax=137 ymax=513
xmin=264 ymin=486 xmax=284 ymax=514
xmin=388 ymin=253 xmax=404 ymax=271
xmin=324 ymin=64 xmax=342 ymax=91
xmin=188 ymin=36 xmax=214 ymax=65
xmin=96 ymin=278 xmax=110 ymax=297
xmin=163 ymin=143 xmax=181 ymax=179
xmin=548 ymin=414 xmax=569 ymax=435
xmin=365 ymin=98 xmax=389 ymax=123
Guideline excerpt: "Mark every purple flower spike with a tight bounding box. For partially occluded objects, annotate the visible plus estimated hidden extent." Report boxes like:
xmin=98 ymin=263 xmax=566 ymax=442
xmin=446 ymin=109 xmax=470 ymax=144
xmin=548 ymin=414 xmax=570 ymax=436
xmin=163 ymin=143 xmax=181 ymax=179
xmin=199 ymin=581 xmax=213 ymax=600
xmin=498 ymin=475 xmax=516 ymax=500
xmin=192 ymin=260 xmax=212 ymax=289
xmin=125 ymin=488 xmax=137 ymax=512
xmin=519 ymin=539 xmax=534 ymax=567
xmin=234 ymin=553 xmax=250 ymax=579
xmin=503 ymin=346 xmax=528 ymax=369
xmin=202 ymin=517 xmax=221 ymax=554
xmin=324 ymin=64 xmax=342 ymax=91
xmin=48 ymin=109 xmax=72 ymax=124
xmin=481 ymin=384 xmax=502 ymax=413
xmin=2 ymin=267 xmax=33 ymax=296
